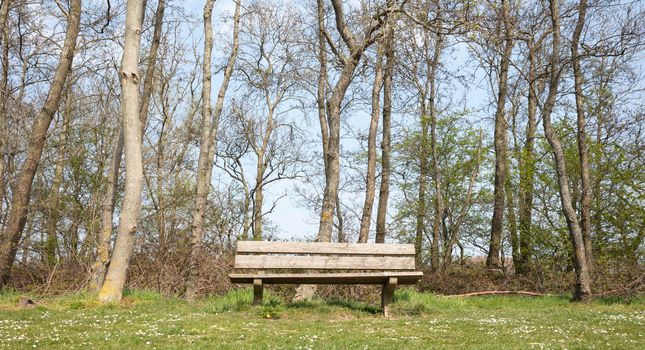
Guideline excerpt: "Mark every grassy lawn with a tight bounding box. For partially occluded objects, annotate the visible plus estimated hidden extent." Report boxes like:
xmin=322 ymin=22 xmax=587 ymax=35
xmin=0 ymin=289 xmax=642 ymax=349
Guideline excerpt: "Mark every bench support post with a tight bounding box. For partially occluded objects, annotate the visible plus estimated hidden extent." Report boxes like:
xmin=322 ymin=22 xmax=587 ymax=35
xmin=253 ymin=278 xmax=263 ymax=306
xmin=381 ymin=277 xmax=397 ymax=317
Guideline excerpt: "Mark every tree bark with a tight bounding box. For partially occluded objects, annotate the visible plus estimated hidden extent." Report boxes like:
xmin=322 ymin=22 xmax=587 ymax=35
xmin=487 ymin=0 xmax=514 ymax=268
xmin=571 ymin=0 xmax=593 ymax=273
xmin=517 ymin=38 xmax=541 ymax=275
xmin=429 ymin=29 xmax=443 ymax=270
xmin=98 ymin=0 xmax=146 ymax=303
xmin=415 ymin=97 xmax=429 ymax=267
xmin=251 ymin=97 xmax=276 ymax=241
xmin=542 ymin=0 xmax=591 ymax=301
xmin=44 ymin=87 xmax=73 ymax=266
xmin=318 ymin=0 xmax=381 ymax=242
xmin=185 ymin=0 xmax=241 ymax=300
xmin=0 ymin=0 xmax=81 ymax=287
xmin=90 ymin=0 xmax=166 ymax=291
xmin=375 ymin=0 xmax=395 ymax=244
xmin=0 ymin=0 xmax=10 ymax=214
xmin=358 ymin=46 xmax=383 ymax=243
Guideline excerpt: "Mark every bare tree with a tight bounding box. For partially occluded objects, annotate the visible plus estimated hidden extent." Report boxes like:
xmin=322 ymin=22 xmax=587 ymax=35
xmin=317 ymin=0 xmax=386 ymax=242
xmin=98 ymin=0 xmax=147 ymax=303
xmin=541 ymin=0 xmax=591 ymax=301
xmin=358 ymin=45 xmax=383 ymax=243
xmin=375 ymin=0 xmax=396 ymax=244
xmin=185 ymin=0 xmax=241 ymax=301
xmin=570 ymin=0 xmax=593 ymax=272
xmin=0 ymin=0 xmax=81 ymax=287
xmin=90 ymin=0 xmax=167 ymax=291
xmin=486 ymin=0 xmax=515 ymax=269
xmin=516 ymin=27 xmax=547 ymax=274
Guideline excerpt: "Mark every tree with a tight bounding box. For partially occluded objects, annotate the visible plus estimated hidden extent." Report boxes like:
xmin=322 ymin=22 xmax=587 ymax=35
xmin=375 ymin=0 xmax=396 ymax=244
xmin=90 ymin=0 xmax=167 ymax=292
xmin=0 ymin=0 xmax=81 ymax=287
xmin=317 ymin=0 xmax=386 ymax=242
xmin=185 ymin=0 xmax=241 ymax=301
xmin=358 ymin=44 xmax=383 ymax=243
xmin=541 ymin=0 xmax=591 ymax=301
xmin=486 ymin=0 xmax=515 ymax=269
xmin=234 ymin=1 xmax=305 ymax=240
xmin=98 ymin=0 xmax=147 ymax=303
xmin=570 ymin=0 xmax=593 ymax=272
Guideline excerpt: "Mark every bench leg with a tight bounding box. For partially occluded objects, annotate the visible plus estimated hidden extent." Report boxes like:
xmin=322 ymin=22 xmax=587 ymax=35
xmin=381 ymin=277 xmax=397 ymax=317
xmin=253 ymin=279 xmax=263 ymax=306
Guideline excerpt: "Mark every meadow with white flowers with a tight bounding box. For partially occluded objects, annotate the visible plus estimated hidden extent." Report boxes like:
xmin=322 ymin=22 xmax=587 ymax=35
xmin=0 ymin=289 xmax=642 ymax=349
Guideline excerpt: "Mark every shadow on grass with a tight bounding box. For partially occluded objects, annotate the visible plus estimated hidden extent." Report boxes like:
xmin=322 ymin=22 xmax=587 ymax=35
xmin=325 ymin=298 xmax=381 ymax=314
xmin=285 ymin=298 xmax=381 ymax=314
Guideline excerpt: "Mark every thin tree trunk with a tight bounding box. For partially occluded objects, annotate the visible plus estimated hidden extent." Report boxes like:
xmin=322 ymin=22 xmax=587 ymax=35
xmin=45 ymin=87 xmax=72 ymax=266
xmin=517 ymin=39 xmax=540 ymax=275
xmin=358 ymin=47 xmax=383 ymax=243
xmin=506 ymin=170 xmax=519 ymax=270
xmin=186 ymin=0 xmax=241 ymax=300
xmin=443 ymin=130 xmax=483 ymax=266
xmin=318 ymin=0 xmax=384 ymax=242
xmin=90 ymin=0 xmax=166 ymax=290
xmin=571 ymin=0 xmax=593 ymax=273
xmin=97 ymin=0 xmax=146 ymax=303
xmin=0 ymin=0 xmax=81 ymax=287
xmin=375 ymin=0 xmax=395 ymax=244
xmin=252 ymin=99 xmax=276 ymax=241
xmin=253 ymin=166 xmax=264 ymax=240
xmin=542 ymin=0 xmax=591 ymax=301
xmin=240 ymin=163 xmax=252 ymax=240
xmin=487 ymin=0 xmax=514 ymax=268
xmin=415 ymin=98 xmax=429 ymax=267
xmin=0 ymin=0 xmax=10 ymax=215
xmin=429 ymin=29 xmax=443 ymax=270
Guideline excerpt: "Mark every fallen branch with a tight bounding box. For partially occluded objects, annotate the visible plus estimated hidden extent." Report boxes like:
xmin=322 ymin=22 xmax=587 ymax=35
xmin=444 ymin=290 xmax=547 ymax=298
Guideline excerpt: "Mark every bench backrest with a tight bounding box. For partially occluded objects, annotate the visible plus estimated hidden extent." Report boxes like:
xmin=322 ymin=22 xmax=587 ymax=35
xmin=234 ymin=241 xmax=417 ymax=271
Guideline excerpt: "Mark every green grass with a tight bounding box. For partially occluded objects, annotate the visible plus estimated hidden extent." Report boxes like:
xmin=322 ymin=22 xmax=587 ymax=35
xmin=0 ymin=288 xmax=643 ymax=349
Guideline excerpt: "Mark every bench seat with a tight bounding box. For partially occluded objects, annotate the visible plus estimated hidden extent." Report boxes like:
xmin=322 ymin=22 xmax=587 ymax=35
xmin=229 ymin=271 xmax=423 ymax=284
xmin=229 ymin=241 xmax=423 ymax=316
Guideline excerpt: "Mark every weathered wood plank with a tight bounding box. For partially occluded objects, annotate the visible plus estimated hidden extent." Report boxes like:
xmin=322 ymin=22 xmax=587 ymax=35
xmin=234 ymin=255 xmax=415 ymax=270
xmin=229 ymin=272 xmax=423 ymax=285
xmin=381 ymin=277 xmax=398 ymax=317
xmin=236 ymin=241 xmax=415 ymax=256
xmin=253 ymin=279 xmax=263 ymax=306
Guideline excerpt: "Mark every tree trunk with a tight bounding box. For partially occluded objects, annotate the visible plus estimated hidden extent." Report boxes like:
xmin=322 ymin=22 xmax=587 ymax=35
xmin=375 ymin=0 xmax=395 ymax=244
xmin=0 ymin=0 xmax=81 ymax=287
xmin=185 ymin=0 xmax=240 ymax=300
xmin=44 ymin=87 xmax=72 ymax=266
xmin=487 ymin=0 xmax=514 ymax=268
xmin=98 ymin=0 xmax=146 ymax=303
xmin=415 ymin=98 xmax=429 ymax=267
xmin=443 ymin=130 xmax=483 ymax=266
xmin=429 ymin=29 xmax=443 ymax=270
xmin=0 ymin=0 xmax=10 ymax=214
xmin=571 ymin=0 xmax=593 ymax=273
xmin=517 ymin=39 xmax=540 ymax=275
xmin=543 ymin=0 xmax=591 ymax=301
xmin=506 ymin=170 xmax=519 ymax=271
xmin=358 ymin=46 xmax=383 ymax=243
xmin=90 ymin=0 xmax=166 ymax=291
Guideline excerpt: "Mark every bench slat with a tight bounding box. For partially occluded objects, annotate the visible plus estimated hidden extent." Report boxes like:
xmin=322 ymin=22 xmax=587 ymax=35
xmin=229 ymin=272 xmax=423 ymax=285
xmin=236 ymin=241 xmax=415 ymax=255
xmin=234 ymin=255 xmax=415 ymax=270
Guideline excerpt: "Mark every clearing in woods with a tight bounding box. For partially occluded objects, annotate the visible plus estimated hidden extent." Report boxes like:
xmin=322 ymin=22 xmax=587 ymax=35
xmin=0 ymin=289 xmax=642 ymax=349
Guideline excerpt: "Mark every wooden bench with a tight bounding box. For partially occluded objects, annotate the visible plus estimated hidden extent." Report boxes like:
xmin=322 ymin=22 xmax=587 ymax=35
xmin=229 ymin=241 xmax=423 ymax=316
